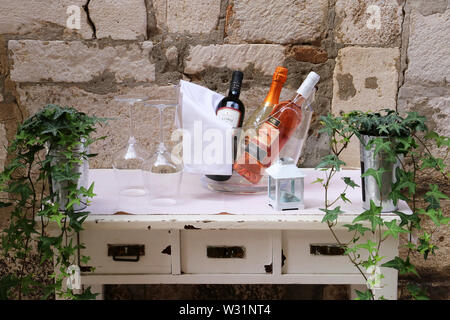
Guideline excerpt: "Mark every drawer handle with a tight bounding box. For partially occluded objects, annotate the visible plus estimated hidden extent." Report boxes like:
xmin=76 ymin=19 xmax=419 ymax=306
xmin=108 ymin=244 xmax=145 ymax=262
xmin=207 ymin=246 xmax=245 ymax=259
xmin=310 ymin=244 xmax=346 ymax=256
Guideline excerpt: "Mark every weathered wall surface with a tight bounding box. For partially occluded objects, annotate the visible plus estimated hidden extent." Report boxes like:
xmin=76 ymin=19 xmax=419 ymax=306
xmin=0 ymin=0 xmax=448 ymax=299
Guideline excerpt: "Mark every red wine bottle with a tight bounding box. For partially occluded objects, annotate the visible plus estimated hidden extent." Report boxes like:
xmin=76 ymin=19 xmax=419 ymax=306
xmin=206 ymin=71 xmax=245 ymax=182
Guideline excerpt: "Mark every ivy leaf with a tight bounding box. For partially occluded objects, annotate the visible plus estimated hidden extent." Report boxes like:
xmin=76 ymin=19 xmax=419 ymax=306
xmin=396 ymin=136 xmax=416 ymax=153
xmin=387 ymin=121 xmax=404 ymax=136
xmin=354 ymin=289 xmax=374 ymax=300
xmin=354 ymin=239 xmax=378 ymax=255
xmin=316 ymin=155 xmax=346 ymax=171
xmin=406 ymin=283 xmax=429 ymax=300
xmin=49 ymin=212 xmax=66 ymax=228
xmin=362 ymin=168 xmax=389 ymax=189
xmin=367 ymin=137 xmax=392 ymax=156
xmin=320 ymin=206 xmax=344 ymax=223
xmin=393 ymin=211 xmax=420 ymax=228
xmin=383 ymin=220 xmax=409 ymax=239
xmin=342 ymin=177 xmax=359 ymax=189
xmin=72 ymin=287 xmax=99 ymax=300
xmin=377 ymin=124 xmax=390 ymax=135
xmin=418 ymin=208 xmax=449 ymax=227
xmin=312 ymin=177 xmax=324 ymax=185
xmin=353 ymin=200 xmax=383 ymax=231
xmin=340 ymin=193 xmax=351 ymax=203
xmin=424 ymin=184 xmax=449 ymax=210
xmin=343 ymin=223 xmax=371 ymax=236
xmin=382 ymin=257 xmax=419 ymax=277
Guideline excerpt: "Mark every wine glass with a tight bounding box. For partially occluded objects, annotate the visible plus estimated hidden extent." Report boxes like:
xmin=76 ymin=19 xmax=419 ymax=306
xmin=113 ymin=95 xmax=150 ymax=210
xmin=141 ymin=97 xmax=183 ymax=206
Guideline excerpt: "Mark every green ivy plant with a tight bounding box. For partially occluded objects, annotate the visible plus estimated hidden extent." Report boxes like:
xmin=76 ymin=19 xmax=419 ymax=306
xmin=316 ymin=109 xmax=449 ymax=300
xmin=0 ymin=104 xmax=106 ymax=299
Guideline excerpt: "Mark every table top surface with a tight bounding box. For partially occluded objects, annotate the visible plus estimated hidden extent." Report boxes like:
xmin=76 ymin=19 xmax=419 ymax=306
xmin=81 ymin=169 xmax=412 ymax=230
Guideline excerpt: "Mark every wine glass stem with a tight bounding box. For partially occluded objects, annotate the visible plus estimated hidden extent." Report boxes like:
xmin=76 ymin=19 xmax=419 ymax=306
xmin=129 ymin=103 xmax=135 ymax=138
xmin=159 ymin=107 xmax=164 ymax=144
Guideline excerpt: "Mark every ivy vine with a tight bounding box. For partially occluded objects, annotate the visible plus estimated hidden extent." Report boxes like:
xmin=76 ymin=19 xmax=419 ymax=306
xmin=316 ymin=109 xmax=449 ymax=300
xmin=0 ymin=104 xmax=106 ymax=299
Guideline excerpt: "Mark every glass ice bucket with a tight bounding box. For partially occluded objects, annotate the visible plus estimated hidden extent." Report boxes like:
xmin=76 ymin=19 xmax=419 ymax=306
xmin=202 ymin=99 xmax=315 ymax=194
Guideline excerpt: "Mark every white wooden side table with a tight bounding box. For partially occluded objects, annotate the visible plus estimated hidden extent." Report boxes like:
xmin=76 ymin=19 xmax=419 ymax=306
xmin=67 ymin=169 xmax=411 ymax=300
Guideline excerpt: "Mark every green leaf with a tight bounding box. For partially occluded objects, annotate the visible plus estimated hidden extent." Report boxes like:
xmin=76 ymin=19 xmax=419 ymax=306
xmin=312 ymin=177 xmax=324 ymax=185
xmin=72 ymin=287 xmax=99 ymax=300
xmin=393 ymin=211 xmax=419 ymax=227
xmin=354 ymin=239 xmax=378 ymax=255
xmin=342 ymin=177 xmax=359 ymax=189
xmin=406 ymin=283 xmax=429 ymax=300
xmin=316 ymin=155 xmax=346 ymax=171
xmin=49 ymin=212 xmax=66 ymax=228
xmin=383 ymin=220 xmax=409 ymax=239
xmin=340 ymin=193 xmax=351 ymax=203
xmin=418 ymin=208 xmax=449 ymax=227
xmin=382 ymin=257 xmax=419 ymax=277
xmin=354 ymin=289 xmax=374 ymax=300
xmin=320 ymin=206 xmax=344 ymax=223
xmin=361 ymin=168 xmax=389 ymax=189
xmin=424 ymin=184 xmax=449 ymax=210
xmin=343 ymin=223 xmax=371 ymax=236
xmin=353 ymin=200 xmax=383 ymax=231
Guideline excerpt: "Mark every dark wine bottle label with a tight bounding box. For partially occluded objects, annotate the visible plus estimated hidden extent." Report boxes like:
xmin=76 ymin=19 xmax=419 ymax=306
xmin=217 ymin=101 xmax=242 ymax=127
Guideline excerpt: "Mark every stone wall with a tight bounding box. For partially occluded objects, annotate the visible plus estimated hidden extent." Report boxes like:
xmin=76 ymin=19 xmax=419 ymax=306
xmin=0 ymin=0 xmax=448 ymax=299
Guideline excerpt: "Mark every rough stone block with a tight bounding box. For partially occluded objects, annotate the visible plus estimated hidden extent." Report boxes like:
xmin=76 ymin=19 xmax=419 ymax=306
xmin=184 ymin=44 xmax=285 ymax=76
xmin=335 ymin=0 xmax=404 ymax=46
xmin=89 ymin=0 xmax=147 ymax=40
xmin=165 ymin=0 xmax=221 ymax=34
xmin=9 ymin=40 xmax=155 ymax=83
xmin=226 ymin=0 xmax=328 ymax=44
xmin=406 ymin=8 xmax=450 ymax=84
xmin=289 ymin=46 xmax=328 ymax=64
xmin=398 ymin=83 xmax=450 ymax=162
xmin=0 ymin=0 xmax=92 ymax=38
xmin=332 ymin=46 xmax=401 ymax=167
xmin=0 ymin=123 xmax=7 ymax=172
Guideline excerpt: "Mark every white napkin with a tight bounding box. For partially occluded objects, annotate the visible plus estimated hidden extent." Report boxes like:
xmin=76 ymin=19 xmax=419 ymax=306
xmin=179 ymin=80 xmax=233 ymax=175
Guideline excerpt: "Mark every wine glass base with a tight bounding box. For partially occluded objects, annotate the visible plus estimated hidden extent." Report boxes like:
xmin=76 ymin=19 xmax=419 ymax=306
xmin=149 ymin=198 xmax=177 ymax=206
xmin=119 ymin=188 xmax=147 ymax=197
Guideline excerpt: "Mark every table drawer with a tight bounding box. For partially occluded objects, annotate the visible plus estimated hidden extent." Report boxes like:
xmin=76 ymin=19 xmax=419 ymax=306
xmin=181 ymin=230 xmax=272 ymax=274
xmin=80 ymin=230 xmax=172 ymax=274
xmin=282 ymin=230 xmax=370 ymax=274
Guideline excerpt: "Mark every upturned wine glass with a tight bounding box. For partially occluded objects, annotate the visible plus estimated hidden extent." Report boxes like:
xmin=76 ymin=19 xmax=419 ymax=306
xmin=112 ymin=95 xmax=150 ymax=206
xmin=141 ymin=95 xmax=183 ymax=206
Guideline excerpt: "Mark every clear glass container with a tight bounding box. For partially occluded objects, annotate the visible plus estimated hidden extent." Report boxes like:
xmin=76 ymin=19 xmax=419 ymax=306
xmin=278 ymin=89 xmax=316 ymax=164
xmin=141 ymin=95 xmax=183 ymax=206
xmin=112 ymin=95 xmax=150 ymax=211
xmin=203 ymin=89 xmax=316 ymax=194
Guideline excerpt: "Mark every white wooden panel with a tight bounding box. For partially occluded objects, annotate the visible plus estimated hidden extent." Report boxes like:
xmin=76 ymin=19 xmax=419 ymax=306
xmin=81 ymin=273 xmax=366 ymax=285
xmin=170 ymin=229 xmax=181 ymax=275
xmin=272 ymin=230 xmax=282 ymax=275
xmin=80 ymin=229 xmax=171 ymax=274
xmin=282 ymin=230 xmax=397 ymax=275
xmin=181 ymin=230 xmax=272 ymax=274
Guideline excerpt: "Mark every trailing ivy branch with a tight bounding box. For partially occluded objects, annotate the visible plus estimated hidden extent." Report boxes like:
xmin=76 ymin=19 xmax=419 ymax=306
xmin=316 ymin=109 xmax=449 ymax=300
xmin=0 ymin=104 xmax=106 ymax=299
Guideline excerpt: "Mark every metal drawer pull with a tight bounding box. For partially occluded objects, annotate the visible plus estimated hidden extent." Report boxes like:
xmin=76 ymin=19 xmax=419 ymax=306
xmin=107 ymin=244 xmax=145 ymax=262
xmin=207 ymin=246 xmax=245 ymax=258
xmin=310 ymin=244 xmax=346 ymax=256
